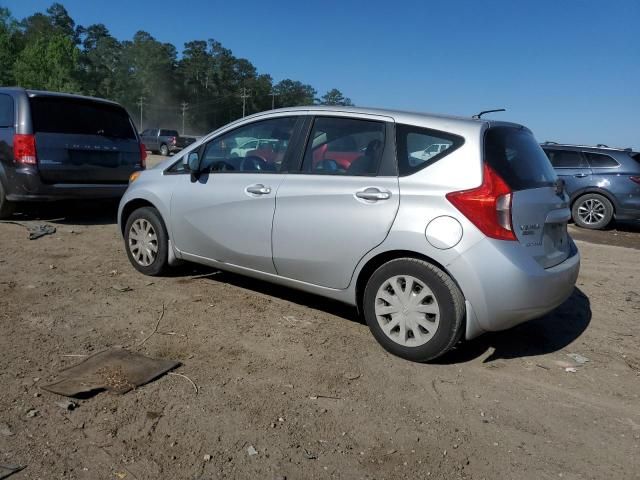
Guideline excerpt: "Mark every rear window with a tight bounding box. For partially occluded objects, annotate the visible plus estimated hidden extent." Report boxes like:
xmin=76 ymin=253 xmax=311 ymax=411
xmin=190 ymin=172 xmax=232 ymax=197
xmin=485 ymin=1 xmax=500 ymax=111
xmin=544 ymin=149 xmax=586 ymax=168
xmin=0 ymin=94 xmax=13 ymax=127
xmin=30 ymin=96 xmax=136 ymax=140
xmin=396 ymin=124 xmax=464 ymax=176
xmin=584 ymin=152 xmax=619 ymax=168
xmin=484 ymin=126 xmax=557 ymax=190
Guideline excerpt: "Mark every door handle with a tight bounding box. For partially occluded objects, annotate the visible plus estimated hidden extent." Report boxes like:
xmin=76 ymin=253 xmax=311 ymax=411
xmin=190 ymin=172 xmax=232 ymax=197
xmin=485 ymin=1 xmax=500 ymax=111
xmin=245 ymin=184 xmax=271 ymax=195
xmin=355 ymin=188 xmax=392 ymax=201
xmin=574 ymin=173 xmax=588 ymax=178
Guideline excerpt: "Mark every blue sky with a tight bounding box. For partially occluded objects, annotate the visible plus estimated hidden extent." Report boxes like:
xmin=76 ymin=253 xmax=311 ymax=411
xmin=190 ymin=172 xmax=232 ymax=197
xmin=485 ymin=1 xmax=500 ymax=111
xmin=6 ymin=0 xmax=639 ymax=149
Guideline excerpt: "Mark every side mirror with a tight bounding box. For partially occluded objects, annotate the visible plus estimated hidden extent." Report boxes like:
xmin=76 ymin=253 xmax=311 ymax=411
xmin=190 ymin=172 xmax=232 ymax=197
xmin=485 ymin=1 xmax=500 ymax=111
xmin=187 ymin=152 xmax=200 ymax=173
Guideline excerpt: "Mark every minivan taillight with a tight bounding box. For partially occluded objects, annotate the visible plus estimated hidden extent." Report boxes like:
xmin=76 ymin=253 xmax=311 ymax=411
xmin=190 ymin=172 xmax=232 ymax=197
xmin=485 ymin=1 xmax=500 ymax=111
xmin=13 ymin=134 xmax=37 ymax=165
xmin=446 ymin=163 xmax=516 ymax=241
xmin=139 ymin=143 xmax=147 ymax=169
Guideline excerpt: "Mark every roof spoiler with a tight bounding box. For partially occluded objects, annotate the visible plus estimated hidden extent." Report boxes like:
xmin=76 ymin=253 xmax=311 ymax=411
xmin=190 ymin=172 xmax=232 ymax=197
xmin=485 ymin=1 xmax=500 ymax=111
xmin=472 ymin=108 xmax=506 ymax=119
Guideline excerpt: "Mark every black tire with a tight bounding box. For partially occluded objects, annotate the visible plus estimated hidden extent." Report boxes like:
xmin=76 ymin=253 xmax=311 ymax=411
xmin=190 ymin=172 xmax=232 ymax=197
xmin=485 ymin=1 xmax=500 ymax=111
xmin=363 ymin=258 xmax=465 ymax=362
xmin=159 ymin=144 xmax=169 ymax=156
xmin=0 ymin=182 xmax=15 ymax=219
xmin=572 ymin=193 xmax=613 ymax=230
xmin=123 ymin=206 xmax=169 ymax=276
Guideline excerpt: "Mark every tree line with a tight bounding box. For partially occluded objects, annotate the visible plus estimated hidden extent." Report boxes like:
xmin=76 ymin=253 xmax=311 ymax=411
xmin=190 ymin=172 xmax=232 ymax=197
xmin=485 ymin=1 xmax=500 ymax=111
xmin=0 ymin=3 xmax=354 ymax=134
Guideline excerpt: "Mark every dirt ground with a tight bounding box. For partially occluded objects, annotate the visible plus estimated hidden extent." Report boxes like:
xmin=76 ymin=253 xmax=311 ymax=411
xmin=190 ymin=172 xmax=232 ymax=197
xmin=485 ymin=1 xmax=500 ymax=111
xmin=1 ymin=188 xmax=639 ymax=479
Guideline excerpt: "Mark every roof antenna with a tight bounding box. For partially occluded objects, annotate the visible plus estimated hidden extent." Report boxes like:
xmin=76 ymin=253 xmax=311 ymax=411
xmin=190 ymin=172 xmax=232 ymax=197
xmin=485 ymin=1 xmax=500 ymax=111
xmin=472 ymin=108 xmax=506 ymax=119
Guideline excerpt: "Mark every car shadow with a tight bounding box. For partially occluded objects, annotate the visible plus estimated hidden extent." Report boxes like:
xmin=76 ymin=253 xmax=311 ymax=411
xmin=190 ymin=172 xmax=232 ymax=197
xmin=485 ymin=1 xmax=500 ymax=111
xmin=609 ymin=220 xmax=640 ymax=233
xmin=174 ymin=265 xmax=362 ymax=325
xmin=435 ymin=287 xmax=592 ymax=364
xmin=173 ymin=265 xmax=591 ymax=364
xmin=7 ymin=199 xmax=119 ymax=226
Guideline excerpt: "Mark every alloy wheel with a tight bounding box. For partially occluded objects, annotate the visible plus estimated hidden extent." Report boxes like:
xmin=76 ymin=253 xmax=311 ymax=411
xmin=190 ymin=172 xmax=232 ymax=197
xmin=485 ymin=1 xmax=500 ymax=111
xmin=577 ymin=198 xmax=606 ymax=225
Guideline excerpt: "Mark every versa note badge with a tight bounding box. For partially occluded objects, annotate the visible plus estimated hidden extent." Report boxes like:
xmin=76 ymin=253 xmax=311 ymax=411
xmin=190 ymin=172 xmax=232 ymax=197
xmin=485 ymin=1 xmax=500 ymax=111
xmin=519 ymin=224 xmax=540 ymax=236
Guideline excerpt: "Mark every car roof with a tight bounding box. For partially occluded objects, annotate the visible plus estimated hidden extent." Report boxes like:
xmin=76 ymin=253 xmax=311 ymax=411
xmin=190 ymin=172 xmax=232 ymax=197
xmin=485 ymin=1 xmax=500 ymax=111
xmin=241 ymin=105 xmax=525 ymax=135
xmin=0 ymin=86 xmax=122 ymax=106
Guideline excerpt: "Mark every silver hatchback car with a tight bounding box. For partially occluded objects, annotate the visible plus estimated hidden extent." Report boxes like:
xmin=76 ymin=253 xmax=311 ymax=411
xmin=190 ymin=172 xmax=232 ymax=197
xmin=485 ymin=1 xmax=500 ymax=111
xmin=118 ymin=107 xmax=580 ymax=361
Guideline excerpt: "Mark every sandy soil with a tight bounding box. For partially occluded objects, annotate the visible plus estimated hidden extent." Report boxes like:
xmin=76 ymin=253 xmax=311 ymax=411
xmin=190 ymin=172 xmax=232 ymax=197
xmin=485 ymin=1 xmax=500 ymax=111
xmin=1 ymin=196 xmax=639 ymax=480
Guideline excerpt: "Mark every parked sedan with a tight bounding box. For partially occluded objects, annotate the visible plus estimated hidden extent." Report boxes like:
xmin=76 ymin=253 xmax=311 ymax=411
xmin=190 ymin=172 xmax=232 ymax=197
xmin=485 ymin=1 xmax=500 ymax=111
xmin=118 ymin=107 xmax=580 ymax=361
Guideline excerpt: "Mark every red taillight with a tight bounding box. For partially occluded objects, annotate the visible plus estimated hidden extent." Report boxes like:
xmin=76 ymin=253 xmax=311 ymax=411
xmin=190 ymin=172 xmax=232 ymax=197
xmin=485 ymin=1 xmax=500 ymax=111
xmin=446 ymin=163 xmax=516 ymax=241
xmin=13 ymin=134 xmax=37 ymax=165
xmin=170 ymin=136 xmax=176 ymax=145
xmin=139 ymin=143 xmax=147 ymax=169
xmin=630 ymin=176 xmax=640 ymax=185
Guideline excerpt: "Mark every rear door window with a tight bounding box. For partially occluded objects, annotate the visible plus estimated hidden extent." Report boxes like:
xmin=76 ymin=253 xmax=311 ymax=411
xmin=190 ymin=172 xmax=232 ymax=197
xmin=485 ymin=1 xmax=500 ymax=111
xmin=0 ymin=94 xmax=13 ymax=127
xmin=544 ymin=149 xmax=587 ymax=168
xmin=484 ymin=126 xmax=557 ymax=190
xmin=584 ymin=152 xmax=619 ymax=168
xmin=396 ymin=124 xmax=463 ymax=176
xmin=30 ymin=96 xmax=136 ymax=139
xmin=301 ymin=117 xmax=385 ymax=176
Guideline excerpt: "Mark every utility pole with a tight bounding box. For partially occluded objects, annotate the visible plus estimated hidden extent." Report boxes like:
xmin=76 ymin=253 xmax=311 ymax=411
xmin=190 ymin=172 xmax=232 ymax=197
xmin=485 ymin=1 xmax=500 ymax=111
xmin=270 ymin=90 xmax=279 ymax=110
xmin=180 ymin=101 xmax=189 ymax=135
xmin=239 ymin=88 xmax=251 ymax=117
xmin=137 ymin=96 xmax=145 ymax=131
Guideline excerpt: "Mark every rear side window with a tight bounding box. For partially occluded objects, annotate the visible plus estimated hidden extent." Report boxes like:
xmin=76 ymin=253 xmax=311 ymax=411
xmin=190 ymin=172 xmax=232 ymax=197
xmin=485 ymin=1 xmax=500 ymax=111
xmin=301 ymin=117 xmax=385 ymax=176
xmin=396 ymin=124 xmax=463 ymax=176
xmin=30 ymin=97 xmax=136 ymax=140
xmin=544 ymin=149 xmax=586 ymax=168
xmin=0 ymin=94 xmax=14 ymax=127
xmin=584 ymin=152 xmax=619 ymax=168
xmin=484 ymin=126 xmax=557 ymax=190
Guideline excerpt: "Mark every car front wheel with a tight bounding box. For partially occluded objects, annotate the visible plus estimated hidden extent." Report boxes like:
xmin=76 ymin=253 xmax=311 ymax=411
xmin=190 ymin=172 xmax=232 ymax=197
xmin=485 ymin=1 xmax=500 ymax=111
xmin=363 ymin=258 xmax=465 ymax=362
xmin=124 ymin=206 xmax=169 ymax=276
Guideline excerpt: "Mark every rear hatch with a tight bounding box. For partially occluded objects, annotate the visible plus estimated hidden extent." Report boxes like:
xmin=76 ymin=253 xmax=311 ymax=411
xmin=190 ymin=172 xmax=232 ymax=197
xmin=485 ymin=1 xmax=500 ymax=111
xmin=484 ymin=126 xmax=571 ymax=268
xmin=29 ymin=95 xmax=141 ymax=184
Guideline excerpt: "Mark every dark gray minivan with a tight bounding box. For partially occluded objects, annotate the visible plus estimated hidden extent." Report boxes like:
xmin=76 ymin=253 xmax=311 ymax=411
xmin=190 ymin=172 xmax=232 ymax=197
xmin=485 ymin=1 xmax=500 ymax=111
xmin=0 ymin=87 xmax=146 ymax=217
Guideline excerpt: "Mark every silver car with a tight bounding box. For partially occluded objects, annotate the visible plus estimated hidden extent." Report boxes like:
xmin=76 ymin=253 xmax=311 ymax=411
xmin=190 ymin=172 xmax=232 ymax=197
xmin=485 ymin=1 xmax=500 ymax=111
xmin=118 ymin=107 xmax=580 ymax=362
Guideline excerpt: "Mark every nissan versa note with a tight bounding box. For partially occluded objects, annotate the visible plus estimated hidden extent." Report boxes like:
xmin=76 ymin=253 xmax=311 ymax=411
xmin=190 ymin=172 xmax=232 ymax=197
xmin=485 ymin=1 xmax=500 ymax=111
xmin=118 ymin=107 xmax=580 ymax=361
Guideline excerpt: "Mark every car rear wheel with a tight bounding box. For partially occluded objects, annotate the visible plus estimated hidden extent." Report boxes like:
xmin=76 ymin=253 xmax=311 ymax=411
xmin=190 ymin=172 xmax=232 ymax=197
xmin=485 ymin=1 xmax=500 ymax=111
xmin=124 ymin=206 xmax=169 ymax=276
xmin=572 ymin=193 xmax=613 ymax=229
xmin=0 ymin=183 xmax=15 ymax=219
xmin=363 ymin=258 xmax=465 ymax=362
xmin=160 ymin=144 xmax=169 ymax=156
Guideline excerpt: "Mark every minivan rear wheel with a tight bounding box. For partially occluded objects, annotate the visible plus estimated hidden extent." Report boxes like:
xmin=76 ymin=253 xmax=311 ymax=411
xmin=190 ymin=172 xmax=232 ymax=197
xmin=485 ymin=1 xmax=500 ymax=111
xmin=572 ymin=193 xmax=613 ymax=229
xmin=363 ymin=258 xmax=465 ymax=362
xmin=124 ymin=206 xmax=169 ymax=276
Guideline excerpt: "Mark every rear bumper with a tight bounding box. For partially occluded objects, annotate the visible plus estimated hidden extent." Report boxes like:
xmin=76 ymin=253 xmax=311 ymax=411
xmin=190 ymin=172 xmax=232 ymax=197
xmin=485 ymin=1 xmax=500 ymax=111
xmin=4 ymin=166 xmax=128 ymax=201
xmin=448 ymin=237 xmax=580 ymax=339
